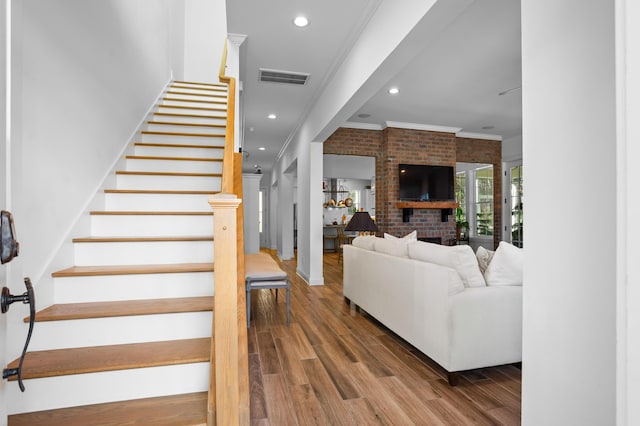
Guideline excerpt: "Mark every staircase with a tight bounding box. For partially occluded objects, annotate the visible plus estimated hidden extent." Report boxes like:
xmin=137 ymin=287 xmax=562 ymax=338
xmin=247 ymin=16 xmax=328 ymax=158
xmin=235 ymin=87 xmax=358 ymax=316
xmin=6 ymin=81 xmax=230 ymax=425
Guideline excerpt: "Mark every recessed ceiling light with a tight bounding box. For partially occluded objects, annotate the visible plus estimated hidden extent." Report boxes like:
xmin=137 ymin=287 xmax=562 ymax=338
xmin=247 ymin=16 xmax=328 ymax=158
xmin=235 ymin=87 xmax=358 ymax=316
xmin=293 ymin=16 xmax=309 ymax=27
xmin=258 ymin=147 xmax=266 ymax=151
xmin=388 ymin=87 xmax=399 ymax=95
xmin=268 ymin=114 xmax=277 ymax=119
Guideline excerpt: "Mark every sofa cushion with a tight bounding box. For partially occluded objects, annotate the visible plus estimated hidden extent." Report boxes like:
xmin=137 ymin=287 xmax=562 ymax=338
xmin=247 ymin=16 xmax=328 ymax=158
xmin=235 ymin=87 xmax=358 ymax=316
xmin=383 ymin=230 xmax=417 ymax=241
xmin=484 ymin=241 xmax=523 ymax=286
xmin=352 ymin=235 xmax=377 ymax=251
xmin=475 ymin=246 xmax=495 ymax=274
xmin=374 ymin=237 xmax=410 ymax=257
xmin=408 ymin=241 xmax=486 ymax=287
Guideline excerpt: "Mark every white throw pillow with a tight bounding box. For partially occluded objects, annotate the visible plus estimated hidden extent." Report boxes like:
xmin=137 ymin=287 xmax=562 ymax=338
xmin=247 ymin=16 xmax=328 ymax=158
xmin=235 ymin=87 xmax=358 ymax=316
xmin=374 ymin=237 xmax=410 ymax=257
xmin=383 ymin=230 xmax=417 ymax=241
xmin=475 ymin=246 xmax=495 ymax=274
xmin=484 ymin=241 xmax=523 ymax=286
xmin=408 ymin=241 xmax=486 ymax=287
xmin=352 ymin=235 xmax=377 ymax=251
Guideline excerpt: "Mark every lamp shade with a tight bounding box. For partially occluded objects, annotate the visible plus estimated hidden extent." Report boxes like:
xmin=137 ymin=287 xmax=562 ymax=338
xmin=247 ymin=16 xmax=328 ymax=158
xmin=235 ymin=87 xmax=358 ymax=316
xmin=344 ymin=211 xmax=378 ymax=233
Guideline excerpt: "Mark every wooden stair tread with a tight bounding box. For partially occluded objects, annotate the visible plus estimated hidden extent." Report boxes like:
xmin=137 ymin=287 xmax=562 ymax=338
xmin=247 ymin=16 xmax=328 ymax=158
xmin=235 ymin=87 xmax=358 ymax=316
xmin=72 ymin=236 xmax=213 ymax=243
xmin=104 ymin=189 xmax=219 ymax=195
xmin=115 ymin=170 xmax=222 ymax=177
xmin=166 ymin=90 xmax=226 ymax=98
xmin=8 ymin=392 xmax=207 ymax=426
xmin=154 ymin=112 xmax=226 ymax=120
xmin=141 ymin=130 xmax=225 ymax=138
xmin=157 ymin=104 xmax=227 ymax=112
xmin=173 ymin=80 xmax=227 ymax=88
xmin=33 ymin=296 xmax=214 ymax=322
xmin=125 ymin=155 xmax=223 ymax=162
xmin=89 ymin=210 xmax=213 ymax=216
xmin=162 ymin=97 xmax=226 ymax=105
xmin=133 ymin=142 xmax=223 ymax=149
xmin=6 ymin=338 xmax=210 ymax=380
xmin=52 ymin=262 xmax=214 ymax=277
xmin=147 ymin=121 xmax=225 ymax=128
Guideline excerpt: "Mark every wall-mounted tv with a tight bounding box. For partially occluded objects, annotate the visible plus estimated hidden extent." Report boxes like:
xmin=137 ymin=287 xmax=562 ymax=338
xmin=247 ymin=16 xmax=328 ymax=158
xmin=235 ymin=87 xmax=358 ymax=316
xmin=398 ymin=164 xmax=455 ymax=201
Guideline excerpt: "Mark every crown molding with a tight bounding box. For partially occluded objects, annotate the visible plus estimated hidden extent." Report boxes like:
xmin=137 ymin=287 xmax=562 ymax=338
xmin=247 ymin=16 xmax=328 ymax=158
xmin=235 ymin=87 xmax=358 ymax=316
xmin=340 ymin=121 xmax=384 ymax=131
xmin=455 ymin=131 xmax=502 ymax=141
xmin=384 ymin=121 xmax=461 ymax=134
xmin=227 ymin=33 xmax=247 ymax=47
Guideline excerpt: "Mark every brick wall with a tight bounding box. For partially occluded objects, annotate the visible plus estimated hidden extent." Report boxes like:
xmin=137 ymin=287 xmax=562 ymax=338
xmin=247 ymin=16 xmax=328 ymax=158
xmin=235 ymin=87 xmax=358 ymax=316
xmin=324 ymin=127 xmax=502 ymax=247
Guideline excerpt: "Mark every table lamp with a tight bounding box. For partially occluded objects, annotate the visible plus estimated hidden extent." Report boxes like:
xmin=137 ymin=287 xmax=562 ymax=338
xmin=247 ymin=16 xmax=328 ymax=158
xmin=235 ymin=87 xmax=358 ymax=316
xmin=344 ymin=211 xmax=378 ymax=236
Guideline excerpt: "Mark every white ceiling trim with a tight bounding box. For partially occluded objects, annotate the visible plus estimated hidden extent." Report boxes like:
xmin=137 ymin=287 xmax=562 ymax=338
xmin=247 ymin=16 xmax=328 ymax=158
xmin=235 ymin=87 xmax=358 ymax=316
xmin=340 ymin=121 xmax=384 ymax=131
xmin=385 ymin=121 xmax=461 ymax=134
xmin=456 ymin=131 xmax=502 ymax=141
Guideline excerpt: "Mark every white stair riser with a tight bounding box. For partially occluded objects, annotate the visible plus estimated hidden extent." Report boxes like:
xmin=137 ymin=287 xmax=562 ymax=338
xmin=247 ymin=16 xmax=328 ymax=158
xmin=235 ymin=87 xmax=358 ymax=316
xmin=54 ymin=271 xmax=214 ymax=304
xmin=169 ymin=86 xmax=227 ymax=96
xmin=140 ymin=133 xmax=225 ymax=146
xmin=161 ymin=99 xmax=226 ymax=109
xmin=146 ymin=123 xmax=225 ymax=135
xmin=90 ymin=215 xmax=212 ymax=237
xmin=126 ymin=158 xmax=223 ymax=174
xmin=7 ymin=363 xmax=209 ymax=414
xmin=29 ymin=312 xmax=212 ymax=351
xmin=104 ymin=193 xmax=212 ymax=211
xmin=133 ymin=145 xmax=223 ymax=159
xmin=74 ymin=240 xmax=213 ymax=266
xmin=156 ymin=105 xmax=226 ymax=116
xmin=164 ymin=93 xmax=226 ymax=102
xmin=116 ymin=174 xmax=221 ymax=191
xmin=151 ymin=114 xmax=227 ymax=125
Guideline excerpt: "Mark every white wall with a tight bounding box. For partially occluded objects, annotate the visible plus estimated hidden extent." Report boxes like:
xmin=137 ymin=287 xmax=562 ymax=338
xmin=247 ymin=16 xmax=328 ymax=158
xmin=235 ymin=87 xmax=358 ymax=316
xmin=619 ymin=0 xmax=640 ymax=422
xmin=521 ymin=1 xmax=617 ymax=424
xmin=5 ymin=0 xmax=176 ymax=360
xmin=183 ymin=0 xmax=226 ymax=84
xmin=242 ymin=174 xmax=262 ymax=254
xmin=502 ymin=134 xmax=522 ymax=162
xmin=323 ymin=154 xmax=375 ymax=180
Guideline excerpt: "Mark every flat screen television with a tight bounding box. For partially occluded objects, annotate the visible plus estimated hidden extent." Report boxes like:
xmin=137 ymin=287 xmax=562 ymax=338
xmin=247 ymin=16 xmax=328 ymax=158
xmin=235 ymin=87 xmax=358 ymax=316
xmin=398 ymin=164 xmax=455 ymax=201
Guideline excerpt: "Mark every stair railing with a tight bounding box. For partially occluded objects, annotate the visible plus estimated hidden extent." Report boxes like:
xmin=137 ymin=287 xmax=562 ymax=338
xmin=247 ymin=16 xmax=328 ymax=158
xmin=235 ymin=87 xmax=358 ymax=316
xmin=207 ymin=39 xmax=249 ymax=426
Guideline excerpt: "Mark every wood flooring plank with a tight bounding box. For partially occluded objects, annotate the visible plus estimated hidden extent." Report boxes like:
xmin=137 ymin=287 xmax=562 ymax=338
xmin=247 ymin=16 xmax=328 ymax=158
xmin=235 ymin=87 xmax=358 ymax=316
xmin=313 ymin=344 xmax=360 ymax=400
xmin=429 ymin=378 xmax=501 ymax=426
xmin=342 ymin=398 xmax=386 ymax=425
xmin=376 ymin=334 xmax=443 ymax=381
xmin=274 ymin=337 xmax=308 ymax=387
xmin=378 ymin=375 xmax=447 ymax=425
xmin=346 ymin=362 xmax=414 ymax=425
xmin=289 ymin=384 xmax=331 ymax=426
xmin=249 ymin=353 xmax=268 ymax=421
xmin=262 ymin=374 xmax=298 ymax=426
xmin=256 ymin=331 xmax=282 ymax=375
xmin=300 ymin=358 xmax=355 ymax=426
xmin=339 ymin=332 xmax=394 ymax=378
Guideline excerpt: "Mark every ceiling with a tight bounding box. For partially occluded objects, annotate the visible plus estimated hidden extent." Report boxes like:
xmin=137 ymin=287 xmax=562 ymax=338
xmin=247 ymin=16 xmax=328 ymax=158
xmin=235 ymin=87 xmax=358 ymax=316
xmin=227 ymin=0 xmax=522 ymax=174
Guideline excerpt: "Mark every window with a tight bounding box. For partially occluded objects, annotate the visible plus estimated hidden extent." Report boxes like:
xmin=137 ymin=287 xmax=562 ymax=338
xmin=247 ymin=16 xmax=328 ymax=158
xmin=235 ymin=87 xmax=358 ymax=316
xmin=510 ymin=165 xmax=523 ymax=247
xmin=455 ymin=172 xmax=467 ymax=222
xmin=475 ymin=167 xmax=494 ymax=236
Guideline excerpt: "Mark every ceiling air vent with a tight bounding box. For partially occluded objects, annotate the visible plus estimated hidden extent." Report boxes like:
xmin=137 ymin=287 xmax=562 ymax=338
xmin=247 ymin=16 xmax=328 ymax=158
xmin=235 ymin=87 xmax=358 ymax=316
xmin=259 ymin=68 xmax=310 ymax=85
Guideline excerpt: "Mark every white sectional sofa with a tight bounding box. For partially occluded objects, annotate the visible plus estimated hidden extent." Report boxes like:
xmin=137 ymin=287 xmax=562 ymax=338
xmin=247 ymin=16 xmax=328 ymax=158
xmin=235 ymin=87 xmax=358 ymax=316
xmin=343 ymin=236 xmax=523 ymax=385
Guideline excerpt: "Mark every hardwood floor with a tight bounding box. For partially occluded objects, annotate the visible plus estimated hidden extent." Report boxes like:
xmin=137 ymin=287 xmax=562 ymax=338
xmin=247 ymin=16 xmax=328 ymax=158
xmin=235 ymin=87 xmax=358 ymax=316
xmin=248 ymin=251 xmax=521 ymax=425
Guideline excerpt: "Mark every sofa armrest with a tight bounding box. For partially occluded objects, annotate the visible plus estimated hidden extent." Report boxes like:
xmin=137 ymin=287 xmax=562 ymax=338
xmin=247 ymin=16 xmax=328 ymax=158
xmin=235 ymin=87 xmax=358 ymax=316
xmin=448 ymin=286 xmax=523 ymax=371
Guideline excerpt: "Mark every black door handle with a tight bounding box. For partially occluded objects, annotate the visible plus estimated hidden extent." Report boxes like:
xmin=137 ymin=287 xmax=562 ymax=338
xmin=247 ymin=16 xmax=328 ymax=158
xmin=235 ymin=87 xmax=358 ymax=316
xmin=2 ymin=277 xmax=36 ymax=392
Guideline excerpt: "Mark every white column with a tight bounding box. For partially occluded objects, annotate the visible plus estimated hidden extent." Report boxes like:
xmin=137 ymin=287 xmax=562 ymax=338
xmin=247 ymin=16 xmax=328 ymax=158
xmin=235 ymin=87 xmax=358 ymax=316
xmin=242 ymin=174 xmax=262 ymax=254
xmin=226 ymin=33 xmax=246 ymax=153
xmin=522 ymin=1 xmax=617 ymax=424
xmin=277 ymin=173 xmax=294 ymax=260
